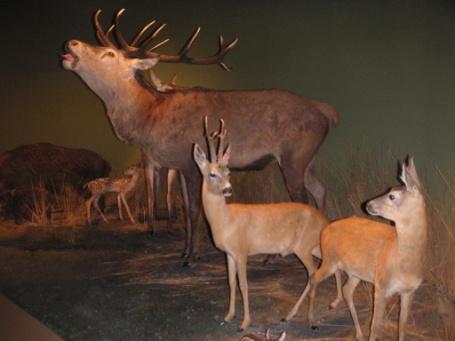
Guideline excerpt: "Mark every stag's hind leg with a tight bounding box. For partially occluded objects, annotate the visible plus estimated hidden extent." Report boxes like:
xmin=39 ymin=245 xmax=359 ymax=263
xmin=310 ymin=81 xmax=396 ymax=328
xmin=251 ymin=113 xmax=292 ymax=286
xmin=280 ymin=142 xmax=326 ymax=208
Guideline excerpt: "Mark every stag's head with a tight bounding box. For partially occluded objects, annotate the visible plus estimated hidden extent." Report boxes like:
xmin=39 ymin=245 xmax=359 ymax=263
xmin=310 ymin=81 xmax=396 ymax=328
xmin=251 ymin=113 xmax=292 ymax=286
xmin=194 ymin=117 xmax=232 ymax=197
xmin=62 ymin=9 xmax=238 ymax=91
xmin=366 ymin=157 xmax=424 ymax=224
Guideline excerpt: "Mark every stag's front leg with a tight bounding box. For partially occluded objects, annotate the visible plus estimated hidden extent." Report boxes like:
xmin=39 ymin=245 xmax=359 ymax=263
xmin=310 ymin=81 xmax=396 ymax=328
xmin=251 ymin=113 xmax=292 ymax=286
xmin=182 ymin=169 xmax=202 ymax=266
xmin=143 ymin=161 xmax=156 ymax=232
xmin=179 ymin=172 xmax=192 ymax=257
xmin=224 ymin=254 xmax=236 ymax=323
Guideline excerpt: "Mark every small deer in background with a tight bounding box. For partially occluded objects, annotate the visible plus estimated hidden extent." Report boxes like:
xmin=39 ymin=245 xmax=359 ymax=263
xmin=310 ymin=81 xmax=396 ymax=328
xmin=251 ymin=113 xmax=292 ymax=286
xmin=193 ymin=117 xmax=342 ymax=331
xmin=284 ymin=157 xmax=427 ymax=341
xmin=240 ymin=329 xmax=286 ymax=341
xmin=85 ymin=165 xmax=141 ymax=224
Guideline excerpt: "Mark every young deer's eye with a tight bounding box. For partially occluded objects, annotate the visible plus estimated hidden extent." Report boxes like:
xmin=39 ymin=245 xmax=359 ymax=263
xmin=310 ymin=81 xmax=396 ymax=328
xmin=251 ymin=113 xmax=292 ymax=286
xmin=389 ymin=194 xmax=395 ymax=200
xmin=209 ymin=172 xmax=217 ymax=179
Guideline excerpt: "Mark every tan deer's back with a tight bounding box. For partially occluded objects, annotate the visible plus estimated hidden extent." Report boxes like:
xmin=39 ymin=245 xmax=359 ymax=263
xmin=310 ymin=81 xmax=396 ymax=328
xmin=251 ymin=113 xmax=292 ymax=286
xmin=227 ymin=202 xmax=328 ymax=256
xmin=321 ymin=216 xmax=396 ymax=283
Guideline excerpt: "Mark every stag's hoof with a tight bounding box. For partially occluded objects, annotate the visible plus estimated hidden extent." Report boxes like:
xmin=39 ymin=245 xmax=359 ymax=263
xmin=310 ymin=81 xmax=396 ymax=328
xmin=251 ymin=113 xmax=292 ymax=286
xmin=311 ymin=325 xmax=319 ymax=331
xmin=280 ymin=318 xmax=289 ymax=323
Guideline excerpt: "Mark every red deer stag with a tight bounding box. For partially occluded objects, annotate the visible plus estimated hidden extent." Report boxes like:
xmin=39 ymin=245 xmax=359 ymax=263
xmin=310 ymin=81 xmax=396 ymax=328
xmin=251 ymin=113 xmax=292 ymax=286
xmin=61 ymin=9 xmax=339 ymax=264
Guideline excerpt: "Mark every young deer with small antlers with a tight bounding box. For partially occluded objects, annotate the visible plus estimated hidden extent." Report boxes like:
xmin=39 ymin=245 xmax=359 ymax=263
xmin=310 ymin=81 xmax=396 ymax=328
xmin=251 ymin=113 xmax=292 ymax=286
xmin=193 ymin=117 xmax=342 ymax=331
xmin=284 ymin=157 xmax=427 ymax=341
xmin=85 ymin=165 xmax=141 ymax=224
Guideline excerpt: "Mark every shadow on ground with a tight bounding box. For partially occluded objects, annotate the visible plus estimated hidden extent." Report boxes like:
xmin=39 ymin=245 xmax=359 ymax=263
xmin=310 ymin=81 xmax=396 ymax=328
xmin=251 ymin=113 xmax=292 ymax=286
xmin=0 ymin=220 xmax=446 ymax=340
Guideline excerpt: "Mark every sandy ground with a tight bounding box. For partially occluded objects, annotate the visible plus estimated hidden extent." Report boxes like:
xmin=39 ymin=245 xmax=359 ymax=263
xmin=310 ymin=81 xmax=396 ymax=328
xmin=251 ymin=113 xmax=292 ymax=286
xmin=0 ymin=218 xmax=447 ymax=341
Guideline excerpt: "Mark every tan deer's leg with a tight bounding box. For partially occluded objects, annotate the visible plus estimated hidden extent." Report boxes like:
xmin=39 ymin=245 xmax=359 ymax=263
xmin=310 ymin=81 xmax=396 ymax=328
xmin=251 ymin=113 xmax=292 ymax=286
xmin=329 ymin=270 xmax=344 ymax=309
xmin=308 ymin=264 xmax=334 ymax=328
xmin=117 ymin=195 xmax=124 ymax=220
xmin=120 ymin=194 xmax=136 ymax=224
xmin=237 ymin=255 xmax=250 ymax=331
xmin=224 ymin=254 xmax=236 ymax=323
xmin=286 ymin=248 xmax=317 ymax=320
xmin=398 ymin=290 xmax=414 ymax=341
xmin=94 ymin=195 xmax=108 ymax=223
xmin=179 ymin=172 xmax=191 ymax=252
xmin=342 ymin=276 xmax=363 ymax=341
xmin=369 ymin=287 xmax=386 ymax=341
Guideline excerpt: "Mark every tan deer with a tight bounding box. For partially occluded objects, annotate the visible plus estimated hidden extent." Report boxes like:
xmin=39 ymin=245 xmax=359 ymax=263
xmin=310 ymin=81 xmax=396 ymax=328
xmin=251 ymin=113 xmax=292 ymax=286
xmin=193 ymin=117 xmax=342 ymax=331
xmin=284 ymin=157 xmax=427 ymax=341
xmin=240 ymin=329 xmax=286 ymax=341
xmin=85 ymin=165 xmax=141 ymax=224
xmin=62 ymin=8 xmax=340 ymax=264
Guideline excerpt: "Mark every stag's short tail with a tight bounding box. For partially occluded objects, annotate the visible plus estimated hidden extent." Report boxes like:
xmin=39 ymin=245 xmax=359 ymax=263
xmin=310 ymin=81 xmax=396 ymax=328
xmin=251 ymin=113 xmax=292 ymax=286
xmin=313 ymin=101 xmax=340 ymax=127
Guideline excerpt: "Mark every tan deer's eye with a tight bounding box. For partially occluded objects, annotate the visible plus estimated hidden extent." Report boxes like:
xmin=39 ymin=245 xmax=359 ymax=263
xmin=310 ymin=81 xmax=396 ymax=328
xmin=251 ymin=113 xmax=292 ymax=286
xmin=389 ymin=194 xmax=395 ymax=200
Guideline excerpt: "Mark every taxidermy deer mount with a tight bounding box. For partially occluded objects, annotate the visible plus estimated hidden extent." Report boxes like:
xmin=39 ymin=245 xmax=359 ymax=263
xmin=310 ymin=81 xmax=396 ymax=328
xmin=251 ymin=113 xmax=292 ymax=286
xmin=61 ymin=8 xmax=340 ymax=265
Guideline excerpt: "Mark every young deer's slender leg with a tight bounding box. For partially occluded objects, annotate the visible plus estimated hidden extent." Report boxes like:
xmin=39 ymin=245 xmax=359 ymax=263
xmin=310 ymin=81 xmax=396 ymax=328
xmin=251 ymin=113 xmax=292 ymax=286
xmin=399 ymin=291 xmax=414 ymax=341
xmin=86 ymin=197 xmax=94 ymax=224
xmin=329 ymin=270 xmax=344 ymax=309
xmin=237 ymin=255 xmax=251 ymax=331
xmin=342 ymin=276 xmax=363 ymax=341
xmin=120 ymin=194 xmax=136 ymax=224
xmin=369 ymin=287 xmax=386 ymax=341
xmin=94 ymin=195 xmax=108 ymax=222
xmin=308 ymin=264 xmax=335 ymax=327
xmin=117 ymin=195 xmax=124 ymax=220
xmin=224 ymin=254 xmax=237 ymax=323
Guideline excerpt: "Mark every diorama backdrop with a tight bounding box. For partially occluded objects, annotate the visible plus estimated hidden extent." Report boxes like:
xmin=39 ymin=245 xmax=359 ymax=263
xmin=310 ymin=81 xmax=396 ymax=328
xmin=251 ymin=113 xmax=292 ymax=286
xmin=1 ymin=0 xmax=454 ymax=189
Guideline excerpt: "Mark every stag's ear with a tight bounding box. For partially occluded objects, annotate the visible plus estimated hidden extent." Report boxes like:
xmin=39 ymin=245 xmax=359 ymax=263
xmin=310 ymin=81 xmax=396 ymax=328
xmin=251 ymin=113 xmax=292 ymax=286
xmin=130 ymin=57 xmax=160 ymax=70
xmin=219 ymin=144 xmax=231 ymax=167
xmin=193 ymin=144 xmax=209 ymax=174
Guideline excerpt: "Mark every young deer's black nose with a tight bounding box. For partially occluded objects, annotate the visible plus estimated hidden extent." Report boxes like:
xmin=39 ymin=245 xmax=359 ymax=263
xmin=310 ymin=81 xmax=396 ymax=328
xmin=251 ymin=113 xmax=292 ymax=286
xmin=222 ymin=187 xmax=233 ymax=196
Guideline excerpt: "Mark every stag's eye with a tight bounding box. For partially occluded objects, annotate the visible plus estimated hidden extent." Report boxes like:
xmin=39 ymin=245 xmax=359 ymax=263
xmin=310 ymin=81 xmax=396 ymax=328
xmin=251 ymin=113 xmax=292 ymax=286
xmin=101 ymin=51 xmax=116 ymax=59
xmin=389 ymin=194 xmax=395 ymax=201
xmin=209 ymin=172 xmax=217 ymax=179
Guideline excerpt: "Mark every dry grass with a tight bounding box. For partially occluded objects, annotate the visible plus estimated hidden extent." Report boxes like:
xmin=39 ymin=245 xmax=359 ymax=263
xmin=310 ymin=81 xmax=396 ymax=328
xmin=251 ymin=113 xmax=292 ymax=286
xmin=28 ymin=183 xmax=86 ymax=226
xmin=315 ymin=146 xmax=455 ymax=340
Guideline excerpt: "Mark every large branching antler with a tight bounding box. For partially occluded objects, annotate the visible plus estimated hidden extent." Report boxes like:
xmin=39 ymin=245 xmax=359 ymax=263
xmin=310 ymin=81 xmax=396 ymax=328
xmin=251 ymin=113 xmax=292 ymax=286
xmin=94 ymin=8 xmax=238 ymax=71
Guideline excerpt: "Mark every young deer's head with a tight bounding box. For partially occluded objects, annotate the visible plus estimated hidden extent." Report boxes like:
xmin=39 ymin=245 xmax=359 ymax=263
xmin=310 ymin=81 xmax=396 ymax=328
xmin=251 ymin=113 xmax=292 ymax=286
xmin=124 ymin=164 xmax=141 ymax=177
xmin=366 ymin=157 xmax=424 ymax=223
xmin=194 ymin=117 xmax=232 ymax=197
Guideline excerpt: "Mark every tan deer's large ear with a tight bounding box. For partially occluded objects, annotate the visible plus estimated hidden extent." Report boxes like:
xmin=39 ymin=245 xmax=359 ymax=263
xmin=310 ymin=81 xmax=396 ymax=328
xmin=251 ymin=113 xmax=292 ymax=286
xmin=193 ymin=144 xmax=209 ymax=173
xmin=400 ymin=156 xmax=421 ymax=192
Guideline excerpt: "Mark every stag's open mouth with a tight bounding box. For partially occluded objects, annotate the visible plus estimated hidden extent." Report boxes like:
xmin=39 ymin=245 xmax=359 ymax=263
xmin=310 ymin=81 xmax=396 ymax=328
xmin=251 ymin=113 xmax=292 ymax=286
xmin=61 ymin=49 xmax=79 ymax=69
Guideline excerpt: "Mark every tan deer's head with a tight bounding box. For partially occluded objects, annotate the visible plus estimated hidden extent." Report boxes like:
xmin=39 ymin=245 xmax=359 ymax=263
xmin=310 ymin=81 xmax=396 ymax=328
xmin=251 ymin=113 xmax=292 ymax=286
xmin=194 ymin=117 xmax=232 ymax=197
xmin=366 ymin=157 xmax=424 ymax=223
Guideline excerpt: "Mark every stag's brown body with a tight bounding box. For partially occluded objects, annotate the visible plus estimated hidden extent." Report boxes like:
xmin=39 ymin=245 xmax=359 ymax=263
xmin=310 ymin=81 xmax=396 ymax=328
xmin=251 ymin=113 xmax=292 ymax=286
xmin=62 ymin=9 xmax=339 ymax=262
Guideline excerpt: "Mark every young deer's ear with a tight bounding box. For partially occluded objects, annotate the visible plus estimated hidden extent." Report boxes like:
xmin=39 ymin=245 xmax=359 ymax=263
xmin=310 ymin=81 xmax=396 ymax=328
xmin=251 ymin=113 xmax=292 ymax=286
xmin=193 ymin=144 xmax=209 ymax=173
xmin=400 ymin=156 xmax=421 ymax=193
xmin=131 ymin=57 xmax=160 ymax=70
xmin=219 ymin=144 xmax=231 ymax=167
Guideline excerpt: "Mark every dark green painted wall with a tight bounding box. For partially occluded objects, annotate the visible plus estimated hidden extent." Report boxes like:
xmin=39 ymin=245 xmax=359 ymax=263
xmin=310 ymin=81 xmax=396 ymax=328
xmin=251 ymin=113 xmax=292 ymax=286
xmin=1 ymin=1 xmax=454 ymax=188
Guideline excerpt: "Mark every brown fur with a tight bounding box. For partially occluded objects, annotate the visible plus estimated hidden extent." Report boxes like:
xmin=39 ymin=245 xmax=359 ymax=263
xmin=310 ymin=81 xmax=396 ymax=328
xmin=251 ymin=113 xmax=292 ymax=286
xmin=62 ymin=33 xmax=339 ymax=262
